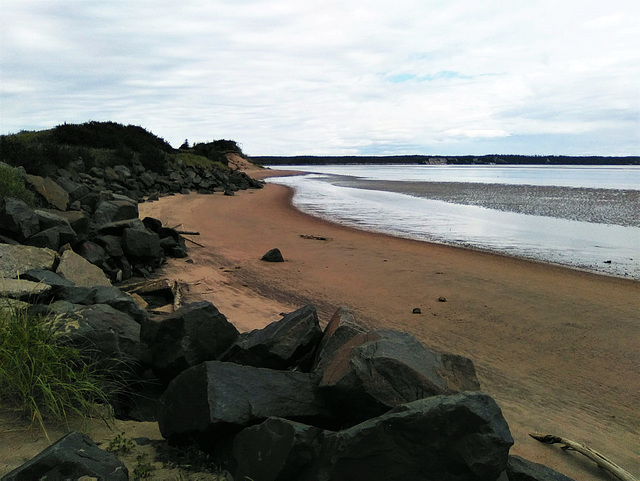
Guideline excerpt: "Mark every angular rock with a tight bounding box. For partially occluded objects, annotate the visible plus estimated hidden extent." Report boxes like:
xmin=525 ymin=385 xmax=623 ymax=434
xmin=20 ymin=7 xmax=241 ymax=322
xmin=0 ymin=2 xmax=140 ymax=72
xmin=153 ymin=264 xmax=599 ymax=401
xmin=56 ymin=249 xmax=111 ymax=287
xmin=0 ymin=244 xmax=58 ymax=278
xmin=0 ymin=197 xmax=40 ymax=242
xmin=55 ymin=177 xmax=91 ymax=202
xmin=92 ymin=199 xmax=139 ymax=228
xmin=142 ymin=216 xmax=163 ymax=233
xmin=506 ymin=455 xmax=576 ymax=481
xmin=2 ymin=431 xmax=128 ymax=481
xmin=63 ymin=304 xmax=144 ymax=365
xmin=45 ymin=209 xmax=90 ymax=239
xmin=221 ymin=305 xmax=322 ymax=371
xmin=92 ymin=286 xmax=149 ymax=324
xmin=234 ymin=418 xmax=327 ymax=481
xmin=26 ymin=224 xmax=76 ymax=250
xmin=24 ymin=174 xmax=69 ymax=211
xmin=96 ymin=218 xmax=144 ymax=236
xmin=143 ymin=301 xmax=239 ymax=383
xmin=319 ymin=329 xmax=481 ymax=424
xmin=56 ymin=285 xmax=97 ymax=305
xmin=307 ymin=392 xmax=513 ymax=481
xmin=122 ymin=227 xmax=162 ymax=259
xmin=95 ymin=234 xmax=124 ymax=257
xmin=0 ymin=278 xmax=51 ymax=301
xmin=262 ymin=248 xmax=284 ymax=262
xmin=159 ymin=361 xmax=332 ymax=442
xmin=77 ymin=240 xmax=108 ymax=267
xmin=34 ymin=209 xmax=73 ymax=230
xmin=312 ymin=306 xmax=367 ymax=375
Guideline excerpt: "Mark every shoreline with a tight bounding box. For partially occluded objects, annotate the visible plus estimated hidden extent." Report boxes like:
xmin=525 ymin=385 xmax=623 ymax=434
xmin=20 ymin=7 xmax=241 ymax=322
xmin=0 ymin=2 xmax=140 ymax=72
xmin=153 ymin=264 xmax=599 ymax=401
xmin=139 ymin=172 xmax=639 ymax=481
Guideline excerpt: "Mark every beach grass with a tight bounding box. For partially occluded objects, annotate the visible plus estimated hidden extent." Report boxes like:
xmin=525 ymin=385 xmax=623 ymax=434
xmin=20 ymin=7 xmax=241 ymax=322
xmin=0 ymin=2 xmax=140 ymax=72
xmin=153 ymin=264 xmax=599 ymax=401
xmin=0 ymin=305 xmax=115 ymax=437
xmin=0 ymin=163 xmax=35 ymax=206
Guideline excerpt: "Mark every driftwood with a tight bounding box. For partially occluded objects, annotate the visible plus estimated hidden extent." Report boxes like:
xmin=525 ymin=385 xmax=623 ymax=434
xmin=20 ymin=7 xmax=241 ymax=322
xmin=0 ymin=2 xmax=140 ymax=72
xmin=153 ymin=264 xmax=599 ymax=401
xmin=176 ymin=230 xmax=200 ymax=236
xmin=172 ymin=280 xmax=184 ymax=311
xmin=183 ymin=236 xmax=205 ymax=248
xmin=530 ymin=433 xmax=638 ymax=481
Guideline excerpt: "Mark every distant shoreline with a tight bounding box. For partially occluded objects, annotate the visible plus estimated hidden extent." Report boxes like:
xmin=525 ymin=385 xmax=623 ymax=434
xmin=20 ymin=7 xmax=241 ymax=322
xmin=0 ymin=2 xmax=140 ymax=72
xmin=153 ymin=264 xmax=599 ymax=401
xmin=254 ymin=154 xmax=640 ymax=166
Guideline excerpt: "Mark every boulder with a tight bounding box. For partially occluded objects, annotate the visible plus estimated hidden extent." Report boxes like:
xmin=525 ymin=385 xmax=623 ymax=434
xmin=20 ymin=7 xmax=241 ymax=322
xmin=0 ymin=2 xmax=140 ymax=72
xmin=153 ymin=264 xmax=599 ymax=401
xmin=45 ymin=209 xmax=90 ymax=239
xmin=159 ymin=361 xmax=332 ymax=443
xmin=21 ymin=268 xmax=74 ymax=290
xmin=319 ymin=329 xmax=480 ymax=424
xmin=92 ymin=286 xmax=149 ymax=324
xmin=26 ymin=224 xmax=76 ymax=251
xmin=262 ymin=248 xmax=284 ymax=262
xmin=142 ymin=216 xmax=163 ymax=233
xmin=0 ymin=278 xmax=51 ymax=301
xmin=312 ymin=306 xmax=367 ymax=375
xmin=62 ymin=304 xmax=145 ymax=365
xmin=24 ymin=174 xmax=69 ymax=211
xmin=0 ymin=244 xmax=58 ymax=278
xmin=233 ymin=418 xmax=327 ymax=481
xmin=122 ymin=227 xmax=162 ymax=259
xmin=2 ymin=431 xmax=128 ymax=481
xmin=143 ymin=301 xmax=239 ymax=383
xmin=221 ymin=305 xmax=322 ymax=371
xmin=55 ymin=177 xmax=91 ymax=202
xmin=77 ymin=240 xmax=108 ymax=266
xmin=306 ymin=392 xmax=513 ymax=481
xmin=56 ymin=249 xmax=111 ymax=287
xmin=92 ymin=199 xmax=138 ymax=228
xmin=96 ymin=218 xmax=144 ymax=236
xmin=0 ymin=197 xmax=40 ymax=242
xmin=95 ymin=234 xmax=124 ymax=257
xmin=506 ymin=455 xmax=576 ymax=481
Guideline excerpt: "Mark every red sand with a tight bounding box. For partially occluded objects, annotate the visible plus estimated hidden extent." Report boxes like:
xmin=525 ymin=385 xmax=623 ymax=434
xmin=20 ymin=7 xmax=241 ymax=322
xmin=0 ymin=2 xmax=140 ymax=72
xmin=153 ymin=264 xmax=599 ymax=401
xmin=138 ymin=169 xmax=639 ymax=480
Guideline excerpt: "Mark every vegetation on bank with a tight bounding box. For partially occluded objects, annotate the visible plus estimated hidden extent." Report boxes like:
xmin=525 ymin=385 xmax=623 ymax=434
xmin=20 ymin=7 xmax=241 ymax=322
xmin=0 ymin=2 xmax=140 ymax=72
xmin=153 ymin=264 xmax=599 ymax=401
xmin=0 ymin=163 xmax=35 ymax=205
xmin=255 ymin=154 xmax=640 ymax=166
xmin=0 ymin=306 xmax=116 ymax=436
xmin=0 ymin=121 xmax=248 ymax=176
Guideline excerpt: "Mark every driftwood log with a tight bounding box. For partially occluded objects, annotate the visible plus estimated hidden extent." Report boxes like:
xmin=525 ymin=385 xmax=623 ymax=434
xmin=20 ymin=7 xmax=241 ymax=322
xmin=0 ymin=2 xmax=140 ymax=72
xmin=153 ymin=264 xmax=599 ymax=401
xmin=530 ymin=433 xmax=638 ymax=481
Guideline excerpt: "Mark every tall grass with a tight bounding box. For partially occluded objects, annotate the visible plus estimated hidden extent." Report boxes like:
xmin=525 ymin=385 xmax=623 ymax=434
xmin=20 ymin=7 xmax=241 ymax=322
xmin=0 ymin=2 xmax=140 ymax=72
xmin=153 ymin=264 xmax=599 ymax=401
xmin=0 ymin=305 xmax=115 ymax=437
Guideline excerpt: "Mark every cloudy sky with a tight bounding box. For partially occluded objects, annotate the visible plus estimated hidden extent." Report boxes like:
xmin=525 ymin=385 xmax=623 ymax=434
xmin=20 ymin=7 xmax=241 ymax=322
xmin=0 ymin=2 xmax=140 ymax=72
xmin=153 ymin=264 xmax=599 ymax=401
xmin=1 ymin=1 xmax=639 ymax=156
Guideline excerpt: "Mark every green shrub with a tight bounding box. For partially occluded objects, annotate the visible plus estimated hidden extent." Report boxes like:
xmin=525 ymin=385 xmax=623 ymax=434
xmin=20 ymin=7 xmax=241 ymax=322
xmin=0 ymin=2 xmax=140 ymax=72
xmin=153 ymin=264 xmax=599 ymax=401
xmin=0 ymin=306 xmax=114 ymax=435
xmin=0 ymin=163 xmax=35 ymax=205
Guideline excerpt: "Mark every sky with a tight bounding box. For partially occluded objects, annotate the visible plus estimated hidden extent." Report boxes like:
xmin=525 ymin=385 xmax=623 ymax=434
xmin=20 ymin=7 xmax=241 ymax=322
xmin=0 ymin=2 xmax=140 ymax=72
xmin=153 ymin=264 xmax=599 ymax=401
xmin=1 ymin=1 xmax=639 ymax=156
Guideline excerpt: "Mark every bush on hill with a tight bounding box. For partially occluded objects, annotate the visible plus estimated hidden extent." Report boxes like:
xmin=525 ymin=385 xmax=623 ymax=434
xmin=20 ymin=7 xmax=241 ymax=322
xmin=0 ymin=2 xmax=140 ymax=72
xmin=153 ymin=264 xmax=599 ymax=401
xmin=0 ymin=163 xmax=35 ymax=205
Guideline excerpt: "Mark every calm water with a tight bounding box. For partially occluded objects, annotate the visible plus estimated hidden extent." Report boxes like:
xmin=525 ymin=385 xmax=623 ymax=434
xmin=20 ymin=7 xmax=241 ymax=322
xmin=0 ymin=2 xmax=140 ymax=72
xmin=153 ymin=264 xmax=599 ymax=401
xmin=267 ymin=165 xmax=640 ymax=279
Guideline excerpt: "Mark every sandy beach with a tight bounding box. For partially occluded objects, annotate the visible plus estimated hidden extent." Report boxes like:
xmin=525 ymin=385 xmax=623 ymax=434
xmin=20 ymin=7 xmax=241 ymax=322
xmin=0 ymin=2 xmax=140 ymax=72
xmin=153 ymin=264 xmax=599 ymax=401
xmin=137 ymin=166 xmax=640 ymax=481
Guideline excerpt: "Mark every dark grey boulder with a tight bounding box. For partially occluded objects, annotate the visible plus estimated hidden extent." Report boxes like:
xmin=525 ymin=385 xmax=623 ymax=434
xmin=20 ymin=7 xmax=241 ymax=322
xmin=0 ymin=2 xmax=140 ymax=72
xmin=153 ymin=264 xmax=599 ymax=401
xmin=306 ymin=392 xmax=513 ymax=481
xmin=234 ymin=417 xmax=328 ymax=481
xmin=56 ymin=285 xmax=97 ymax=305
xmin=122 ymin=227 xmax=162 ymax=259
xmin=0 ymin=197 xmax=40 ymax=242
xmin=55 ymin=176 xmax=91 ymax=202
xmin=2 ymin=431 xmax=128 ymax=481
xmin=92 ymin=286 xmax=149 ymax=324
xmin=97 ymin=217 xmax=144 ymax=236
xmin=143 ymin=301 xmax=239 ymax=383
xmin=312 ymin=306 xmax=367 ymax=375
xmin=34 ymin=209 xmax=73 ymax=230
xmin=159 ymin=361 xmax=332 ymax=443
xmin=261 ymin=248 xmax=284 ymax=262
xmin=22 ymin=268 xmax=74 ymax=290
xmin=47 ymin=209 xmax=90 ymax=239
xmin=95 ymin=234 xmax=124 ymax=257
xmin=319 ymin=329 xmax=481 ymax=424
xmin=92 ymin=198 xmax=139 ymax=228
xmin=25 ymin=227 xmax=60 ymax=250
xmin=62 ymin=303 xmax=144 ymax=365
xmin=221 ymin=305 xmax=322 ymax=371
xmin=506 ymin=455 xmax=576 ymax=481
xmin=142 ymin=216 xmax=163 ymax=232
xmin=77 ymin=240 xmax=108 ymax=266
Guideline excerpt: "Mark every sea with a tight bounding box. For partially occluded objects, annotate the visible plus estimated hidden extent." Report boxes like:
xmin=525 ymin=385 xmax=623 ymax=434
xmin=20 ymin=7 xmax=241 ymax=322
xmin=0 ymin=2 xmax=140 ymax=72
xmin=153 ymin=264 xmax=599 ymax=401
xmin=266 ymin=164 xmax=640 ymax=280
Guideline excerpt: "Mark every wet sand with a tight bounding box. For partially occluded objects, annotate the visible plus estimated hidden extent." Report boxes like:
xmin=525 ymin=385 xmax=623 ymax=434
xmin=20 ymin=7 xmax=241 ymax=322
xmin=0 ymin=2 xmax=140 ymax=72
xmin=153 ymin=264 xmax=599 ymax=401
xmin=139 ymin=172 xmax=639 ymax=480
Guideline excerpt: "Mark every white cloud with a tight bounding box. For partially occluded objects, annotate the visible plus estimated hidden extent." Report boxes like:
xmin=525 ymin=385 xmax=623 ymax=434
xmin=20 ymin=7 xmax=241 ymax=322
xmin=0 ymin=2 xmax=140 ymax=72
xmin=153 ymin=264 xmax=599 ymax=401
xmin=1 ymin=0 xmax=639 ymax=155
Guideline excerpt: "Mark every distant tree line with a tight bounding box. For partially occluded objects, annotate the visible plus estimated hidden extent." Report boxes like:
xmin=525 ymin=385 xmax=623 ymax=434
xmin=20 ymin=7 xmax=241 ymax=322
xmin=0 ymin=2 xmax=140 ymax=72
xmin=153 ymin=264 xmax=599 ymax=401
xmin=254 ymin=155 xmax=640 ymax=166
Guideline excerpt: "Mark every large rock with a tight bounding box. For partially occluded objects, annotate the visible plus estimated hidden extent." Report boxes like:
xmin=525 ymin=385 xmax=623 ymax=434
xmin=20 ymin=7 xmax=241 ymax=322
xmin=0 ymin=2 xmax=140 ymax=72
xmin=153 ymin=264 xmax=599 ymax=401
xmin=22 ymin=268 xmax=74 ymax=290
xmin=0 ymin=278 xmax=51 ymax=300
xmin=48 ymin=209 xmax=90 ymax=238
xmin=313 ymin=306 xmax=367 ymax=375
xmin=261 ymin=248 xmax=284 ymax=262
xmin=2 ymin=431 xmax=128 ymax=481
xmin=506 ymin=455 xmax=576 ymax=481
xmin=233 ymin=418 xmax=327 ymax=481
xmin=24 ymin=174 xmax=69 ymax=211
xmin=122 ymin=227 xmax=162 ymax=259
xmin=92 ymin=198 xmax=138 ymax=228
xmin=221 ymin=304 xmax=322 ymax=371
xmin=159 ymin=361 xmax=332 ymax=443
xmin=56 ymin=249 xmax=111 ymax=287
xmin=306 ymin=392 xmax=513 ymax=481
xmin=26 ymin=224 xmax=76 ymax=251
xmin=143 ymin=301 xmax=239 ymax=383
xmin=319 ymin=329 xmax=480 ymax=424
xmin=62 ymin=304 xmax=144 ymax=365
xmin=0 ymin=244 xmax=58 ymax=278
xmin=0 ymin=197 xmax=40 ymax=241
xmin=55 ymin=176 xmax=91 ymax=202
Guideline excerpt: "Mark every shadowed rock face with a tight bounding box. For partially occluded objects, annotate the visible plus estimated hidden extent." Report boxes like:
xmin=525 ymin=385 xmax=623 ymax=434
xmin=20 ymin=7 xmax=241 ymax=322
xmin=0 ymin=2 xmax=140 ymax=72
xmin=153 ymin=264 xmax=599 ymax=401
xmin=0 ymin=197 xmax=40 ymax=242
xmin=507 ymin=455 xmax=577 ymax=481
xmin=319 ymin=329 xmax=480 ymax=424
xmin=221 ymin=304 xmax=322 ymax=371
xmin=307 ymin=392 xmax=514 ymax=481
xmin=2 ymin=431 xmax=128 ymax=481
xmin=158 ymin=361 xmax=333 ymax=443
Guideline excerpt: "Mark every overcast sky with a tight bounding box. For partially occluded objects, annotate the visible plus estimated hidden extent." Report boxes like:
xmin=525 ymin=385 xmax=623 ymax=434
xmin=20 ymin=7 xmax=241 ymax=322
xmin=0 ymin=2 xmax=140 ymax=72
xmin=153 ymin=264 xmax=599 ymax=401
xmin=1 ymin=1 xmax=639 ymax=156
